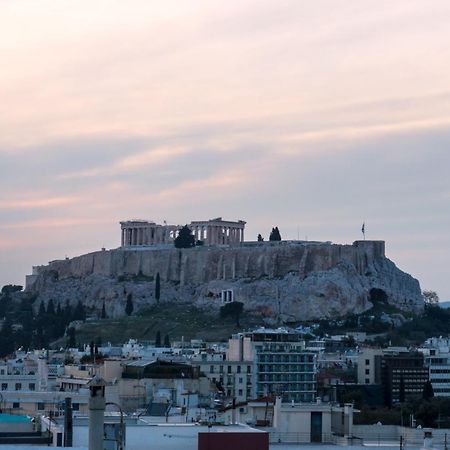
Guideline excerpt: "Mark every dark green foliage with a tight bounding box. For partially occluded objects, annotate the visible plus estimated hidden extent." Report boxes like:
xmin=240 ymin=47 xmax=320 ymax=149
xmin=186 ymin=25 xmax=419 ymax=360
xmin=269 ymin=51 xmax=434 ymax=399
xmin=0 ymin=316 xmax=15 ymax=356
xmin=174 ymin=225 xmax=195 ymax=248
xmin=423 ymin=290 xmax=439 ymax=305
xmin=257 ymin=234 xmax=264 ymax=242
xmin=67 ymin=327 xmax=76 ymax=348
xmin=46 ymin=299 xmax=55 ymax=316
xmin=269 ymin=227 xmax=281 ymax=241
xmin=155 ymin=273 xmax=161 ymax=303
xmin=393 ymin=305 xmax=450 ymax=345
xmin=220 ymin=301 xmax=244 ymax=327
xmin=38 ymin=300 xmax=46 ymax=317
xmin=1 ymin=285 xmax=22 ymax=295
xmin=125 ymin=294 xmax=134 ymax=316
xmin=155 ymin=330 xmax=161 ymax=347
xmin=369 ymin=288 xmax=388 ymax=303
xmin=73 ymin=300 xmax=86 ymax=321
xmin=101 ymin=301 xmax=107 ymax=319
xmin=423 ymin=380 xmax=434 ymax=400
xmin=164 ymin=334 xmax=170 ymax=347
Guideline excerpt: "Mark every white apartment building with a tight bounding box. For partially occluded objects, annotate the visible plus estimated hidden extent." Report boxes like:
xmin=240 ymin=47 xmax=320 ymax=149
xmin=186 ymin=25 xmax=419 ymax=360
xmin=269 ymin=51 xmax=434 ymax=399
xmin=419 ymin=337 xmax=450 ymax=396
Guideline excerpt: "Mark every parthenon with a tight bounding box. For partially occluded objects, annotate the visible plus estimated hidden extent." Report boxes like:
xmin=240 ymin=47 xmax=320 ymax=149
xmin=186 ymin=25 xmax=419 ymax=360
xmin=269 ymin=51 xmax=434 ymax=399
xmin=120 ymin=217 xmax=246 ymax=247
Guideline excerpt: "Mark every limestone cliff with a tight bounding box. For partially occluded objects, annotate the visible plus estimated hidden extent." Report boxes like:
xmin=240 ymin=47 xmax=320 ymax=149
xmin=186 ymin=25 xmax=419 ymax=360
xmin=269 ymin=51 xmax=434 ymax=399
xmin=26 ymin=240 xmax=423 ymax=321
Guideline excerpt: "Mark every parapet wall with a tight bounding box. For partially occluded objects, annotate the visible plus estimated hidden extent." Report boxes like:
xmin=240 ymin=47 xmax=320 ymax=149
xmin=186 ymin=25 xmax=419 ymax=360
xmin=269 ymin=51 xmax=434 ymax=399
xmin=37 ymin=240 xmax=386 ymax=285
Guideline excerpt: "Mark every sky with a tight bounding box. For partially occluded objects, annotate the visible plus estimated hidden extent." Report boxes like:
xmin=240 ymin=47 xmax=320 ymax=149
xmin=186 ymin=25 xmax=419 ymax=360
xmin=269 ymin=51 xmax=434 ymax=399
xmin=1 ymin=0 xmax=449 ymax=299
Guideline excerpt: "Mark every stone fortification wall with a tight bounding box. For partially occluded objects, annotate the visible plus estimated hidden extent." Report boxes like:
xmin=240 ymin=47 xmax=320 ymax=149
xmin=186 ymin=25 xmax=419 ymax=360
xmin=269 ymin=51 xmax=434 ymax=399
xmin=28 ymin=240 xmax=423 ymax=321
xmin=39 ymin=240 xmax=385 ymax=284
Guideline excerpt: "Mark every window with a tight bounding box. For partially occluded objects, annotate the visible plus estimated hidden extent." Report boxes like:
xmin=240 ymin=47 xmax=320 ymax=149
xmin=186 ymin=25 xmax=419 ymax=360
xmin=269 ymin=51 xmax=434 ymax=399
xmin=227 ymin=366 xmax=232 ymax=374
xmin=247 ymin=366 xmax=251 ymax=374
xmin=239 ymin=377 xmax=243 ymax=384
xmin=0 ymin=369 xmax=4 ymax=375
xmin=237 ymin=366 xmax=241 ymax=374
xmin=365 ymin=369 xmax=370 ymax=375
xmin=12 ymin=402 xmax=20 ymax=409
xmin=15 ymin=383 xmax=21 ymax=391
xmin=72 ymin=403 xmax=79 ymax=411
xmin=365 ymin=359 xmax=370 ymax=365
xmin=29 ymin=383 xmax=35 ymax=391
xmin=37 ymin=402 xmax=45 ymax=411
xmin=1 ymin=383 xmax=7 ymax=391
xmin=238 ymin=389 xmax=243 ymax=396
xmin=365 ymin=378 xmax=370 ymax=384
xmin=210 ymin=365 xmax=214 ymax=374
xmin=221 ymin=290 xmax=234 ymax=303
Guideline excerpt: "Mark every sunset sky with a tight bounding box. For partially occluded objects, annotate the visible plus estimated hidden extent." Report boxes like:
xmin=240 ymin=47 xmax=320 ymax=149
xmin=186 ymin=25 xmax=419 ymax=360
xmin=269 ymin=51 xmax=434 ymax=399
xmin=1 ymin=1 xmax=449 ymax=299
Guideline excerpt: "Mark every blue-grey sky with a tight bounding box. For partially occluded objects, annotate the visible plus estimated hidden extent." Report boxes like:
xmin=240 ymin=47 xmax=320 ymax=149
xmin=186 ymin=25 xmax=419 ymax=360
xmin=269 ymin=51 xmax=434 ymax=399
xmin=1 ymin=0 xmax=449 ymax=299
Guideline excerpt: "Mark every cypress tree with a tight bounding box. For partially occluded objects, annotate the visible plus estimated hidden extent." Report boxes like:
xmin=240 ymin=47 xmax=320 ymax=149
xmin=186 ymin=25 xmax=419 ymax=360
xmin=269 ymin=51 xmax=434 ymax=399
xmin=155 ymin=330 xmax=161 ymax=347
xmin=38 ymin=300 xmax=46 ymax=317
xmin=269 ymin=227 xmax=281 ymax=241
xmin=47 ymin=298 xmax=55 ymax=316
xmin=101 ymin=301 xmax=107 ymax=319
xmin=125 ymin=294 xmax=134 ymax=316
xmin=155 ymin=273 xmax=161 ymax=304
xmin=164 ymin=334 xmax=171 ymax=348
xmin=73 ymin=300 xmax=86 ymax=321
xmin=66 ymin=327 xmax=76 ymax=348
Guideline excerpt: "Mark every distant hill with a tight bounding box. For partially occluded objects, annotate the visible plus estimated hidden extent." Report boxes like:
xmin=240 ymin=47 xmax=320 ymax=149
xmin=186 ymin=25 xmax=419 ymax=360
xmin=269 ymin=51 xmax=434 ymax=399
xmin=439 ymin=301 xmax=450 ymax=309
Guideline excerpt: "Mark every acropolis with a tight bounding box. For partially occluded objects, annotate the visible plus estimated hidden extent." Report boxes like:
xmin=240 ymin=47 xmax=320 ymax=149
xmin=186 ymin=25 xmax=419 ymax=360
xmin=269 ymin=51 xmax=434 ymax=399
xmin=120 ymin=217 xmax=246 ymax=247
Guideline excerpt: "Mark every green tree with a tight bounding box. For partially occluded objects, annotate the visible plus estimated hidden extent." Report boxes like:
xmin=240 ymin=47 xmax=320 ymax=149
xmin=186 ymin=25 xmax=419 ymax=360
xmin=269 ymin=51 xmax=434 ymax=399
xmin=101 ymin=301 xmax=107 ymax=319
xmin=125 ymin=294 xmax=134 ymax=316
xmin=269 ymin=227 xmax=281 ymax=241
xmin=220 ymin=301 xmax=244 ymax=327
xmin=155 ymin=330 xmax=161 ymax=347
xmin=46 ymin=298 xmax=55 ymax=316
xmin=155 ymin=273 xmax=161 ymax=304
xmin=73 ymin=300 xmax=86 ymax=321
xmin=174 ymin=225 xmax=195 ymax=249
xmin=257 ymin=234 xmax=264 ymax=242
xmin=1 ymin=285 xmax=22 ymax=295
xmin=0 ymin=316 xmax=15 ymax=356
xmin=66 ymin=327 xmax=76 ymax=348
xmin=64 ymin=301 xmax=73 ymax=326
xmin=38 ymin=300 xmax=46 ymax=317
xmin=164 ymin=334 xmax=171 ymax=348
xmin=423 ymin=380 xmax=434 ymax=400
xmin=423 ymin=290 xmax=439 ymax=305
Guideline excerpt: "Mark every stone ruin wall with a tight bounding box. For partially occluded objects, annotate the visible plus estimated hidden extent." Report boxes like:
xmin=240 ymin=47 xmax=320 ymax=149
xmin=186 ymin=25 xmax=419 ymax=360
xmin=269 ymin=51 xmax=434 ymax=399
xmin=35 ymin=240 xmax=386 ymax=285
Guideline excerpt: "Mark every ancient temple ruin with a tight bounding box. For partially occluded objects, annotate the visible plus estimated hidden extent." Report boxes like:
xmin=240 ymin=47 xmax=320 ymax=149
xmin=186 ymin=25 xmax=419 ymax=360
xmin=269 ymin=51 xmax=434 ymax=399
xmin=120 ymin=217 xmax=246 ymax=247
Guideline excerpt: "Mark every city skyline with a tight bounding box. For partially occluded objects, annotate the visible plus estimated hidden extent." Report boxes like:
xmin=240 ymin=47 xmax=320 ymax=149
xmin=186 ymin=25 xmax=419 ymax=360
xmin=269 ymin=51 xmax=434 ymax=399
xmin=1 ymin=0 xmax=449 ymax=298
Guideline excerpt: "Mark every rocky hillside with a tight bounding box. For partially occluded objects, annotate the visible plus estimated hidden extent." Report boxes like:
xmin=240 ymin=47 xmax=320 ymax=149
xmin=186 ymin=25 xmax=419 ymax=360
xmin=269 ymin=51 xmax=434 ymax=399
xmin=26 ymin=240 xmax=423 ymax=322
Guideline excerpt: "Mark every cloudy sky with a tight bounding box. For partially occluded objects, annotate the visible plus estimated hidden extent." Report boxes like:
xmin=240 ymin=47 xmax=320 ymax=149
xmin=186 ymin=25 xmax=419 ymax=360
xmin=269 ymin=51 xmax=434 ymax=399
xmin=1 ymin=0 xmax=449 ymax=299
